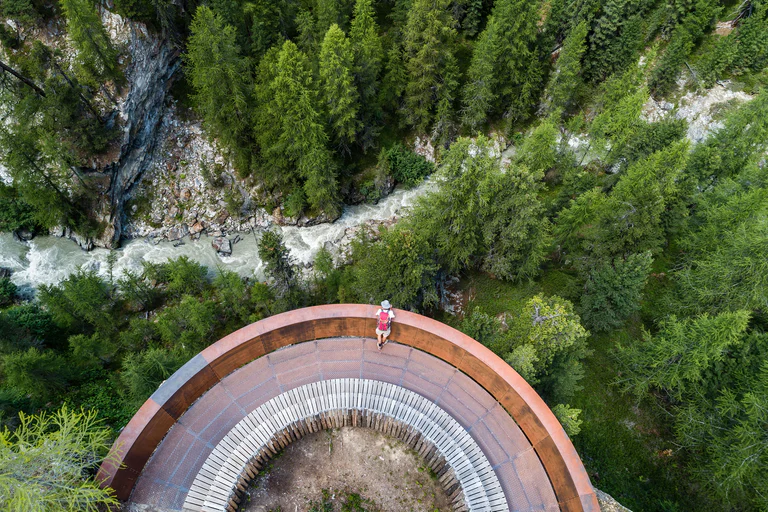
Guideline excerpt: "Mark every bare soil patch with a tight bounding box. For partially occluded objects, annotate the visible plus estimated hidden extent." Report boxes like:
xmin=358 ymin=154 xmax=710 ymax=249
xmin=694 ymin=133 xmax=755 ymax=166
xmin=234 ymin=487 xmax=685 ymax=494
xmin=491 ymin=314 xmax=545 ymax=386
xmin=239 ymin=427 xmax=451 ymax=512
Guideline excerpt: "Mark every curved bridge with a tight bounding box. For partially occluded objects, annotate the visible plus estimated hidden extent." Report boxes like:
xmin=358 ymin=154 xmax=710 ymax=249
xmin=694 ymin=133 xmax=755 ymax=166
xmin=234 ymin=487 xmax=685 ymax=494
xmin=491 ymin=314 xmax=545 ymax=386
xmin=98 ymin=304 xmax=599 ymax=511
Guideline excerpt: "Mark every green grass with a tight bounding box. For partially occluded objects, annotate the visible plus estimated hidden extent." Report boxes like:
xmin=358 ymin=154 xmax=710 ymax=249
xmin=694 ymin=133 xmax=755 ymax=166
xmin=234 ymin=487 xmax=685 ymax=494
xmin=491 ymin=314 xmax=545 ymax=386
xmin=458 ymin=267 xmax=580 ymax=318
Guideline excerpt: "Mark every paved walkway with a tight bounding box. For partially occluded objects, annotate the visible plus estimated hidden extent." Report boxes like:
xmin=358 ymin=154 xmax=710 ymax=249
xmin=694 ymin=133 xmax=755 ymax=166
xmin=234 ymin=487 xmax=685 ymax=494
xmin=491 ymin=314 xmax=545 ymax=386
xmin=129 ymin=337 xmax=559 ymax=511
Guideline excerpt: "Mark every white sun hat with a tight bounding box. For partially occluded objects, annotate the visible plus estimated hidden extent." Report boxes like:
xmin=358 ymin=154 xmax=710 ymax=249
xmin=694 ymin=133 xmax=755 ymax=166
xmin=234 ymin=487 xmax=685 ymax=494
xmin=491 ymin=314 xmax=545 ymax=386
xmin=381 ymin=300 xmax=391 ymax=309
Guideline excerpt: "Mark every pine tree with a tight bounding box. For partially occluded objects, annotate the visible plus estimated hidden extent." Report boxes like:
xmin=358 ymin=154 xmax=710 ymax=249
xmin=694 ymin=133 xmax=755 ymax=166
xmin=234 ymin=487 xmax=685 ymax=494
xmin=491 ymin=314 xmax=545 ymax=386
xmin=546 ymin=20 xmax=588 ymax=113
xmin=60 ymin=0 xmax=122 ymax=85
xmin=256 ymin=40 xmax=340 ymax=215
xmin=402 ymin=0 xmax=458 ymax=133
xmin=349 ymin=0 xmax=383 ymax=149
xmin=460 ymin=21 xmax=497 ymax=131
xmin=319 ymin=24 xmax=360 ymax=152
xmin=186 ymin=6 xmax=253 ymax=173
xmin=580 ymin=251 xmax=653 ymax=332
xmin=492 ymin=0 xmax=543 ymax=121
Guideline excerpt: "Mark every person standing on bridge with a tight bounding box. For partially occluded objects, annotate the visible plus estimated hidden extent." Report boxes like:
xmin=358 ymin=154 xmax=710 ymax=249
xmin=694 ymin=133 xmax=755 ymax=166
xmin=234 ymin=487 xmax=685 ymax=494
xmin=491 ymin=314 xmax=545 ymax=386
xmin=376 ymin=300 xmax=395 ymax=351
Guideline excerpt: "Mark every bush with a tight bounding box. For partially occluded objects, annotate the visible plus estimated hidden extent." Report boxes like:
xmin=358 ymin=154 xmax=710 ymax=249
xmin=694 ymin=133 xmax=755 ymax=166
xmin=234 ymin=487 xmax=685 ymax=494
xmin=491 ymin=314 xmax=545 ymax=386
xmin=379 ymin=143 xmax=434 ymax=187
xmin=0 ymin=277 xmax=17 ymax=308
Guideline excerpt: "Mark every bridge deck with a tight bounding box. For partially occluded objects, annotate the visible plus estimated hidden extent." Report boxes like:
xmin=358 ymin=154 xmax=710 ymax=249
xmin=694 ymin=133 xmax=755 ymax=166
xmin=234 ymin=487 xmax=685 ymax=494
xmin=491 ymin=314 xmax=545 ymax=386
xmin=129 ymin=337 xmax=558 ymax=511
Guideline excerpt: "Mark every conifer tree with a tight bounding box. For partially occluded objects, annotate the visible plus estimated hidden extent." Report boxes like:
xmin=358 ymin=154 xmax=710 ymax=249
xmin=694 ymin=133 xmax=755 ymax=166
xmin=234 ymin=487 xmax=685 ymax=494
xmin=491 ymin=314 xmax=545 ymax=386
xmin=580 ymin=251 xmax=653 ymax=332
xmin=481 ymin=163 xmax=552 ymax=281
xmin=379 ymin=44 xmax=407 ymax=116
xmin=460 ymin=0 xmax=541 ymax=128
xmin=0 ymin=406 xmax=119 ymax=511
xmin=460 ymin=21 xmax=497 ymax=131
xmin=319 ymin=24 xmax=360 ymax=152
xmin=546 ymin=20 xmax=588 ymax=113
xmin=493 ymin=0 xmax=543 ymax=121
xmin=186 ymin=6 xmax=253 ymax=172
xmin=316 ymin=0 xmax=348 ymax=35
xmin=243 ymin=0 xmax=282 ymax=58
xmin=349 ymin=0 xmax=383 ymax=149
xmin=583 ymin=0 xmax=647 ymax=82
xmin=256 ymin=41 xmax=340 ymax=215
xmin=402 ymin=0 xmax=458 ymax=134
xmin=617 ymin=310 xmax=750 ymax=399
xmin=60 ymin=0 xmax=122 ymax=85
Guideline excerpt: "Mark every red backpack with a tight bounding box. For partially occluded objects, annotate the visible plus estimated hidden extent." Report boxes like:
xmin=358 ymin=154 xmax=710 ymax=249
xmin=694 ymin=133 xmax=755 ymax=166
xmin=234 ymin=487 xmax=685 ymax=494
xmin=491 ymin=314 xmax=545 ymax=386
xmin=378 ymin=310 xmax=391 ymax=331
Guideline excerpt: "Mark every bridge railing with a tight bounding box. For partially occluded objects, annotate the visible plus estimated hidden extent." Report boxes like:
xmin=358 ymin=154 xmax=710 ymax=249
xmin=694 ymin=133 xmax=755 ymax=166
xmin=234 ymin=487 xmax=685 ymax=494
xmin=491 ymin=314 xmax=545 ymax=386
xmin=97 ymin=304 xmax=599 ymax=512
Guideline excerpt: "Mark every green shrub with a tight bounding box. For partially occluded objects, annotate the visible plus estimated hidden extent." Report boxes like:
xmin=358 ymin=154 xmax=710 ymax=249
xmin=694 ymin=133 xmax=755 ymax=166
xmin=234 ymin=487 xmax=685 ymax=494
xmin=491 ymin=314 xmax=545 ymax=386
xmin=283 ymin=188 xmax=307 ymax=218
xmin=0 ymin=277 xmax=17 ymax=308
xmin=379 ymin=143 xmax=434 ymax=187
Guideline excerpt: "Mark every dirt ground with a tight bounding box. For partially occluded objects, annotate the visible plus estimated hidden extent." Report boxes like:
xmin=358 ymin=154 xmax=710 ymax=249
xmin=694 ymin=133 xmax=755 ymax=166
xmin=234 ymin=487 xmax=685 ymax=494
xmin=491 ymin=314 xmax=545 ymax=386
xmin=239 ymin=427 xmax=451 ymax=512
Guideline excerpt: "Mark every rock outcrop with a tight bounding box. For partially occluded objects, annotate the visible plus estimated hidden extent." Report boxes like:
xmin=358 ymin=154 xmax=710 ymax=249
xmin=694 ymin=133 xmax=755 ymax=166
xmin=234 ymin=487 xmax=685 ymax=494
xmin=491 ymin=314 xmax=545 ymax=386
xmin=104 ymin=18 xmax=180 ymax=248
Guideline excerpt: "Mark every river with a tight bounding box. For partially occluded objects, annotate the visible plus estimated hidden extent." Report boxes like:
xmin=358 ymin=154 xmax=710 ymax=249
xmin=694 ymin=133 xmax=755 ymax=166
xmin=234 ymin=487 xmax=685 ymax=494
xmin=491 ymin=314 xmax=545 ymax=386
xmin=0 ymin=180 xmax=434 ymax=294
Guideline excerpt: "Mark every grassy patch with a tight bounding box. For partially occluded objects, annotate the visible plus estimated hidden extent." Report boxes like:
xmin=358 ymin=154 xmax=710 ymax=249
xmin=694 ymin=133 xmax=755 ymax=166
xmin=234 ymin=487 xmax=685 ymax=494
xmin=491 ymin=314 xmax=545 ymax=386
xmin=459 ymin=267 xmax=580 ymax=318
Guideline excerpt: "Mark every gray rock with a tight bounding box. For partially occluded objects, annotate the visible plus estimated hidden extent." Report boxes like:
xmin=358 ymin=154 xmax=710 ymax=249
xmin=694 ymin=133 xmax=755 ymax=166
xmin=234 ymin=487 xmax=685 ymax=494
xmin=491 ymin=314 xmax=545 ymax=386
xmin=212 ymin=237 xmax=232 ymax=256
xmin=167 ymin=224 xmax=189 ymax=241
xmin=189 ymin=221 xmax=205 ymax=235
xmin=13 ymin=228 xmax=35 ymax=242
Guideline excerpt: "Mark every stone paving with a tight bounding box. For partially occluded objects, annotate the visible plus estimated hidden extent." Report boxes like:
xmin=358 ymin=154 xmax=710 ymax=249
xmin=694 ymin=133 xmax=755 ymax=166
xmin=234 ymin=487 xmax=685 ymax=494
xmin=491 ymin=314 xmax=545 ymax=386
xmin=129 ymin=337 xmax=559 ymax=511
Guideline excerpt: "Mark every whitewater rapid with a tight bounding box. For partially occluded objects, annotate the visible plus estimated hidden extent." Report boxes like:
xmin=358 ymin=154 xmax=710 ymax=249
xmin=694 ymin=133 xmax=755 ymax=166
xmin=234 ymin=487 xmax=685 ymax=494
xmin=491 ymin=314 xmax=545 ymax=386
xmin=0 ymin=180 xmax=433 ymax=294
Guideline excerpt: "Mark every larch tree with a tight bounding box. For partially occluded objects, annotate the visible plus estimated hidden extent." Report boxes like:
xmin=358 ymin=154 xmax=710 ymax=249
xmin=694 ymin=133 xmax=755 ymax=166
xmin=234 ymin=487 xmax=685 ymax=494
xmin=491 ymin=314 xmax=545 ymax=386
xmin=349 ymin=0 xmax=383 ymax=150
xmin=481 ymin=163 xmax=552 ymax=282
xmin=402 ymin=0 xmax=459 ymax=134
xmin=617 ymin=310 xmax=750 ymax=400
xmin=0 ymin=406 xmax=119 ymax=512
xmin=60 ymin=0 xmax=122 ymax=85
xmin=319 ymin=24 xmax=360 ymax=153
xmin=186 ymin=6 xmax=253 ymax=173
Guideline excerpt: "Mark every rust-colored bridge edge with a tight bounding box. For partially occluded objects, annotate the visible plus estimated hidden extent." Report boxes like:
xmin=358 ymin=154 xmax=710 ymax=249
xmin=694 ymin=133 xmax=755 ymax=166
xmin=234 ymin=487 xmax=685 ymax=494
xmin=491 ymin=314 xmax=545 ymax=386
xmin=98 ymin=304 xmax=599 ymax=512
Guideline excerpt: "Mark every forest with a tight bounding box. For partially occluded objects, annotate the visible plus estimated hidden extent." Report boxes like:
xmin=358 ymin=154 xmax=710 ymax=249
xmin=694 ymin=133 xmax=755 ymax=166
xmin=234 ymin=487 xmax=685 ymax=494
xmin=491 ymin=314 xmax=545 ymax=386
xmin=0 ymin=0 xmax=767 ymax=510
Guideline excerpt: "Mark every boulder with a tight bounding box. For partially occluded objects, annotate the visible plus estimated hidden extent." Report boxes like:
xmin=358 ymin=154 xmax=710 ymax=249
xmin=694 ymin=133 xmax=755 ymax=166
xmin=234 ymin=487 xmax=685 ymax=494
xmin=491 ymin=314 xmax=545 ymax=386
xmin=13 ymin=228 xmax=35 ymax=242
xmin=167 ymin=224 xmax=189 ymax=241
xmin=190 ymin=221 xmax=205 ymax=235
xmin=212 ymin=237 xmax=232 ymax=256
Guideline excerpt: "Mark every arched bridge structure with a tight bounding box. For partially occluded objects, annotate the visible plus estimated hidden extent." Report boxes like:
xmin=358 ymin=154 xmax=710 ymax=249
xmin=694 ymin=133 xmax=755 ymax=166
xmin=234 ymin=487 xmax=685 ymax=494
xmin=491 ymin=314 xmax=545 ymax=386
xmin=98 ymin=305 xmax=599 ymax=512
